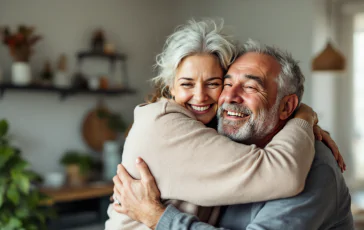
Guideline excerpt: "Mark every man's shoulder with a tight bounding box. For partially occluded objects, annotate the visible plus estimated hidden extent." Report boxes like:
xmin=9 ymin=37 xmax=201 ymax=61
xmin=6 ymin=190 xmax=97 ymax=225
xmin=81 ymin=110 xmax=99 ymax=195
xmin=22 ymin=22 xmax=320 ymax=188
xmin=312 ymin=140 xmax=339 ymax=170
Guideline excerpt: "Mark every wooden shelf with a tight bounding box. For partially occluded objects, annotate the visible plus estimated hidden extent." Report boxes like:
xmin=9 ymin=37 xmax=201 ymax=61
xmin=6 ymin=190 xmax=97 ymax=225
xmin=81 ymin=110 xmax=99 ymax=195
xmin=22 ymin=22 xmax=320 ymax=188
xmin=40 ymin=182 xmax=113 ymax=205
xmin=77 ymin=51 xmax=126 ymax=61
xmin=0 ymin=83 xmax=136 ymax=100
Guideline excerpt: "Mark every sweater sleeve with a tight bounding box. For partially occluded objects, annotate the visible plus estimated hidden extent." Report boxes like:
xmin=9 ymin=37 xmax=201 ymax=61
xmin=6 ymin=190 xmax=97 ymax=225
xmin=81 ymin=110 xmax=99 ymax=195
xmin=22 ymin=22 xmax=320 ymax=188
xmin=122 ymin=101 xmax=315 ymax=206
xmin=156 ymin=205 xmax=228 ymax=230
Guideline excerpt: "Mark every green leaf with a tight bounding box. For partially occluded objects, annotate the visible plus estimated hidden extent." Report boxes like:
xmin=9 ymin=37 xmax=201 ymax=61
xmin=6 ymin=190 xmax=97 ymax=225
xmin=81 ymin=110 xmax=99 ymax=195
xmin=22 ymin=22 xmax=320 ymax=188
xmin=10 ymin=168 xmax=30 ymax=194
xmin=0 ymin=147 xmax=14 ymax=168
xmin=17 ymin=175 xmax=30 ymax=195
xmin=0 ymin=182 xmax=5 ymax=208
xmin=15 ymin=208 xmax=29 ymax=219
xmin=12 ymin=159 xmax=28 ymax=172
xmin=6 ymin=183 xmax=19 ymax=205
xmin=3 ymin=217 xmax=22 ymax=230
xmin=0 ymin=120 xmax=9 ymax=138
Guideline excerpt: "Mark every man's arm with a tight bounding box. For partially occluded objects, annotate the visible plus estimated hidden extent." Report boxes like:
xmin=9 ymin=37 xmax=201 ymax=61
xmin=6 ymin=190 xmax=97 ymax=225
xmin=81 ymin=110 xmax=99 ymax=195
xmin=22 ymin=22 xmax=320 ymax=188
xmin=156 ymin=205 xmax=228 ymax=230
xmin=246 ymin=164 xmax=338 ymax=230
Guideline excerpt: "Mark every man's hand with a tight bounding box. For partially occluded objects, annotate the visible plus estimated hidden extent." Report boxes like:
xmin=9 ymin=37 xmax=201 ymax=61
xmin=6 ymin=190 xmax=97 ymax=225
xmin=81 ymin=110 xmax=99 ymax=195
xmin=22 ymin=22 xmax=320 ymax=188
xmin=112 ymin=157 xmax=166 ymax=229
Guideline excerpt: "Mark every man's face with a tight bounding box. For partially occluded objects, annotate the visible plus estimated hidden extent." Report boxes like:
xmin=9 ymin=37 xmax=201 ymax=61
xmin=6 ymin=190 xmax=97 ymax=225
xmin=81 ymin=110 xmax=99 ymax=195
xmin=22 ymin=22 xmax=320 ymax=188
xmin=217 ymin=52 xmax=282 ymax=142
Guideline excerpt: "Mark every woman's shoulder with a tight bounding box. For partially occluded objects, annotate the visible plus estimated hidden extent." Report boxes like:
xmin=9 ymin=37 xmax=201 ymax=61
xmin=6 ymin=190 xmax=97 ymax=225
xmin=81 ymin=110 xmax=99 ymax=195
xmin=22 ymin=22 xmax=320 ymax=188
xmin=134 ymin=98 xmax=195 ymax=119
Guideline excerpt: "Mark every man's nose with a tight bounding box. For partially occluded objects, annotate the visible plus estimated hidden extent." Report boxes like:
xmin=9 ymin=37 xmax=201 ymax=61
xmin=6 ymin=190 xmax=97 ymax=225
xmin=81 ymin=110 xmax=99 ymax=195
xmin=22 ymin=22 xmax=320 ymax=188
xmin=222 ymin=86 xmax=244 ymax=104
xmin=194 ymin=85 xmax=208 ymax=102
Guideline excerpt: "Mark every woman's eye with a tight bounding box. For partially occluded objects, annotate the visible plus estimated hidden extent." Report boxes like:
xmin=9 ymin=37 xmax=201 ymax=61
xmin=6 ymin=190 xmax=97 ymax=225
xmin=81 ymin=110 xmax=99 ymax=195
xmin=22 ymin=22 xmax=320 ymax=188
xmin=207 ymin=82 xmax=221 ymax=88
xmin=223 ymin=83 xmax=232 ymax=87
xmin=181 ymin=83 xmax=193 ymax=87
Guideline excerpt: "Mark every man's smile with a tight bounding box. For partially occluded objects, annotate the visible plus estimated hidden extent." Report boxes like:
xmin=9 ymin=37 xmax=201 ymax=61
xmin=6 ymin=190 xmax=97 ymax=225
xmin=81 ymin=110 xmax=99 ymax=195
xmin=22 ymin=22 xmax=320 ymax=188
xmin=223 ymin=109 xmax=251 ymax=121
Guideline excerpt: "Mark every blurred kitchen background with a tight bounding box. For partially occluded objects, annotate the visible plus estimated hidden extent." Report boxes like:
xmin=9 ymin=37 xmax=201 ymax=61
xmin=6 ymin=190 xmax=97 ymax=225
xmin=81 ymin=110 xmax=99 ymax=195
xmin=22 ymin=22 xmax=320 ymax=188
xmin=0 ymin=0 xmax=364 ymax=229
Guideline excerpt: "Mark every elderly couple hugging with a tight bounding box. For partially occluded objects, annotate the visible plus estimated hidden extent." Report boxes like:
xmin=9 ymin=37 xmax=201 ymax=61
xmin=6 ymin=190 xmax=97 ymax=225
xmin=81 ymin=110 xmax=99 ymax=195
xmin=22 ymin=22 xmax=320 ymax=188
xmin=105 ymin=19 xmax=354 ymax=230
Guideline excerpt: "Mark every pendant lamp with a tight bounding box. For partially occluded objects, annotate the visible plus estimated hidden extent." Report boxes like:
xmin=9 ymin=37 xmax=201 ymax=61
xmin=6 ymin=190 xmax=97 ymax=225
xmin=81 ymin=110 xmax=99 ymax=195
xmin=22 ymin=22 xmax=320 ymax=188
xmin=312 ymin=0 xmax=346 ymax=71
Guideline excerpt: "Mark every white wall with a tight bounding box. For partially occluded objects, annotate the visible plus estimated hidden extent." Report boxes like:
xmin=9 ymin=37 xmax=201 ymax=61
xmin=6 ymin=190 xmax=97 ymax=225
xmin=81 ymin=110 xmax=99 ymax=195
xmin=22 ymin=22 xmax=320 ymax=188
xmin=172 ymin=0 xmax=314 ymax=103
xmin=0 ymin=0 xmax=177 ymax=175
xmin=0 ymin=0 xmax=316 ymax=175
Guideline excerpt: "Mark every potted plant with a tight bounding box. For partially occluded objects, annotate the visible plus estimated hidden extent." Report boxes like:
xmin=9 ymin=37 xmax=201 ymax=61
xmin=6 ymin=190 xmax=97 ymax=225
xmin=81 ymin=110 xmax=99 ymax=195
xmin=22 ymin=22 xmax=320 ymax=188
xmin=0 ymin=119 xmax=52 ymax=230
xmin=1 ymin=25 xmax=42 ymax=85
xmin=60 ymin=150 xmax=95 ymax=186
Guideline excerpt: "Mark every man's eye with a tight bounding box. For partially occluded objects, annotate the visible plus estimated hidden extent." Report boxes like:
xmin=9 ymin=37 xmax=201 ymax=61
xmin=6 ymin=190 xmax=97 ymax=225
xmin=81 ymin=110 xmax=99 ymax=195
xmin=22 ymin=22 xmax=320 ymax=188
xmin=223 ymin=83 xmax=232 ymax=87
xmin=244 ymin=86 xmax=258 ymax=93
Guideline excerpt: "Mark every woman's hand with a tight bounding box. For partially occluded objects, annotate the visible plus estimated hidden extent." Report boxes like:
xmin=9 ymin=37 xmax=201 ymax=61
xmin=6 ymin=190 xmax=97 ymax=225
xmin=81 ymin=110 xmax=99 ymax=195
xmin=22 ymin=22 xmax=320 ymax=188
xmin=294 ymin=103 xmax=318 ymax=126
xmin=112 ymin=158 xmax=165 ymax=230
xmin=313 ymin=126 xmax=346 ymax=172
xmin=295 ymin=104 xmax=346 ymax=172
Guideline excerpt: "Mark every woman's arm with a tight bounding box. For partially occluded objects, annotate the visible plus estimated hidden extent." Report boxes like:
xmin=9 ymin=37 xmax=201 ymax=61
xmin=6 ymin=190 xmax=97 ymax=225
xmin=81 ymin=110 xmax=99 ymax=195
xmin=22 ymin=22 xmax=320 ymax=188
xmin=122 ymin=101 xmax=315 ymax=206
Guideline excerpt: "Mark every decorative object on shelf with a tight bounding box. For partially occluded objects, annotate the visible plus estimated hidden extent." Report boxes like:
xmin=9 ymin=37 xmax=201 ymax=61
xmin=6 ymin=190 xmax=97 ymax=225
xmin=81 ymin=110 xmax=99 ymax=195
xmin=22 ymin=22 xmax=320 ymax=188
xmin=82 ymin=101 xmax=127 ymax=152
xmin=11 ymin=62 xmax=32 ymax=85
xmin=99 ymin=75 xmax=109 ymax=89
xmin=43 ymin=172 xmax=65 ymax=188
xmin=91 ymin=29 xmax=105 ymax=52
xmin=82 ymin=102 xmax=118 ymax=152
xmin=1 ymin=25 xmax=42 ymax=85
xmin=60 ymin=150 xmax=95 ymax=187
xmin=53 ymin=54 xmax=70 ymax=88
xmin=87 ymin=76 xmax=100 ymax=90
xmin=102 ymin=141 xmax=121 ymax=181
xmin=72 ymin=71 xmax=88 ymax=89
xmin=104 ymin=43 xmax=116 ymax=54
xmin=312 ymin=0 xmax=345 ymax=71
xmin=0 ymin=119 xmax=54 ymax=229
xmin=40 ymin=60 xmax=53 ymax=85
xmin=76 ymin=51 xmax=129 ymax=89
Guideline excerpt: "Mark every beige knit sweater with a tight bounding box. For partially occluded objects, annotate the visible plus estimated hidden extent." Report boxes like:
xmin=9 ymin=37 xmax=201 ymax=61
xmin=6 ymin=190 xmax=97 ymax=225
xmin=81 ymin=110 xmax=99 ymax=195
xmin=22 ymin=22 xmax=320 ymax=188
xmin=105 ymin=98 xmax=315 ymax=230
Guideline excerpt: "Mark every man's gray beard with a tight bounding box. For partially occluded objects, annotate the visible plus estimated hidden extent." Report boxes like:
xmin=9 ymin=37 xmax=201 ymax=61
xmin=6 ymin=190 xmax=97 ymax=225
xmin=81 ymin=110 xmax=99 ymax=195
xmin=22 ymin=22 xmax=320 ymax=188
xmin=217 ymin=99 xmax=281 ymax=143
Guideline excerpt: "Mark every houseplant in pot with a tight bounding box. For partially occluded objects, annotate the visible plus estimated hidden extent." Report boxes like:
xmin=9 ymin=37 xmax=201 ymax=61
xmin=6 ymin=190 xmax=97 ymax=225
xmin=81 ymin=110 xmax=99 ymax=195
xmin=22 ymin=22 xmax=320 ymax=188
xmin=0 ymin=119 xmax=52 ymax=230
xmin=1 ymin=25 xmax=42 ymax=85
xmin=60 ymin=150 xmax=95 ymax=186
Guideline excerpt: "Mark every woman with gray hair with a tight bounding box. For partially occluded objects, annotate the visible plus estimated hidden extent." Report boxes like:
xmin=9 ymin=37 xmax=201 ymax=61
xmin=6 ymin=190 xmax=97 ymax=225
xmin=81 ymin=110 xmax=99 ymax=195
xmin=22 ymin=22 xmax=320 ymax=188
xmin=105 ymin=19 xmax=337 ymax=230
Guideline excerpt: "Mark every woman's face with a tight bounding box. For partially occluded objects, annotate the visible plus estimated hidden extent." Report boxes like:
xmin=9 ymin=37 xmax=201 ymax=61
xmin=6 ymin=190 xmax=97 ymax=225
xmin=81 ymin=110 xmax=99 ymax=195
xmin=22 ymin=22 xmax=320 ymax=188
xmin=171 ymin=54 xmax=224 ymax=124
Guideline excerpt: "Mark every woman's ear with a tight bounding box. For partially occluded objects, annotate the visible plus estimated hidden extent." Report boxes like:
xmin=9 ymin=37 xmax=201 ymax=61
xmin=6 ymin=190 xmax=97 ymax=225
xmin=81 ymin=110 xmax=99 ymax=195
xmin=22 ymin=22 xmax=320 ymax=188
xmin=278 ymin=94 xmax=299 ymax=120
xmin=170 ymin=87 xmax=175 ymax=99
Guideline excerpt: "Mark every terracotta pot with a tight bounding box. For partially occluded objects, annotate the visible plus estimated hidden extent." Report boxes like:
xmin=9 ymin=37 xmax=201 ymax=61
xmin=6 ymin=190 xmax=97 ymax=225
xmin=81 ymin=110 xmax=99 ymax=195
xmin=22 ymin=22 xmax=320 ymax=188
xmin=66 ymin=164 xmax=87 ymax=186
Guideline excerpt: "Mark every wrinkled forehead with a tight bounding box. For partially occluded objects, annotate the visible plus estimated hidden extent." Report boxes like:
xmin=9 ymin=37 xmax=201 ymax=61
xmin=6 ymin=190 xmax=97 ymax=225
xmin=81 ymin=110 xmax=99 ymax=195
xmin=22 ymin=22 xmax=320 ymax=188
xmin=227 ymin=53 xmax=281 ymax=84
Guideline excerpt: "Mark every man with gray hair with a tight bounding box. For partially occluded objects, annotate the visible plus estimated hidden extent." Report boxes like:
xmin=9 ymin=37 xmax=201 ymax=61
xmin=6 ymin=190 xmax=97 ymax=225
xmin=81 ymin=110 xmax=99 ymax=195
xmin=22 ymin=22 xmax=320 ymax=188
xmin=112 ymin=40 xmax=354 ymax=229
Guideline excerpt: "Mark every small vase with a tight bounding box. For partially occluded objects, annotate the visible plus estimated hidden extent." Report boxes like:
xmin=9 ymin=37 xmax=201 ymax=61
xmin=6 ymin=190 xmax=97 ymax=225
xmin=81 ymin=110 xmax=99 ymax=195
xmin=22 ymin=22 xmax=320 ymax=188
xmin=54 ymin=71 xmax=70 ymax=88
xmin=12 ymin=62 xmax=32 ymax=85
xmin=102 ymin=141 xmax=121 ymax=181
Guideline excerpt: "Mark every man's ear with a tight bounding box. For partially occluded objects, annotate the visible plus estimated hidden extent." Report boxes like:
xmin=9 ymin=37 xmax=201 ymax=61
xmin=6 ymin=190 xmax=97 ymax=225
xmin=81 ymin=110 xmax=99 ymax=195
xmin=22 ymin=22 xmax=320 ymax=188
xmin=278 ymin=94 xmax=299 ymax=120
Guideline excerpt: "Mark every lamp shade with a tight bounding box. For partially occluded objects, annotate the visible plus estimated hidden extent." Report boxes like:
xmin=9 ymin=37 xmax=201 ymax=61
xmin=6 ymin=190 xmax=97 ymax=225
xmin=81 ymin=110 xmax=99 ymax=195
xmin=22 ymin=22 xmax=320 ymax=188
xmin=312 ymin=42 xmax=345 ymax=71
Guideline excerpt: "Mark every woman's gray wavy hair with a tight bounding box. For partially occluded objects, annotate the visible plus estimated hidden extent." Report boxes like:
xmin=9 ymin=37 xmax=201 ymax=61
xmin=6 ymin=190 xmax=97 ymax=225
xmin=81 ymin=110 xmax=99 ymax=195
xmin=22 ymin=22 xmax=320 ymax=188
xmin=239 ymin=39 xmax=305 ymax=104
xmin=152 ymin=19 xmax=238 ymax=98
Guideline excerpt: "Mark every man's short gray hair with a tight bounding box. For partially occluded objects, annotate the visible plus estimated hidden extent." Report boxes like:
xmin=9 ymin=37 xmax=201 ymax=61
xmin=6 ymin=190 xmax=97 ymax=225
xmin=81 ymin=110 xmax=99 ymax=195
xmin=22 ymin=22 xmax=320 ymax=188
xmin=152 ymin=19 xmax=237 ymax=96
xmin=239 ymin=39 xmax=305 ymax=103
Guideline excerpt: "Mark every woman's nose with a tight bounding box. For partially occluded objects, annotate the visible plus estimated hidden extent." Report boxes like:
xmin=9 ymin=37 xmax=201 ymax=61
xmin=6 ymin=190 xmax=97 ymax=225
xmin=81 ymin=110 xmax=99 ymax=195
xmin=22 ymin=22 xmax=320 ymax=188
xmin=194 ymin=86 xmax=208 ymax=102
